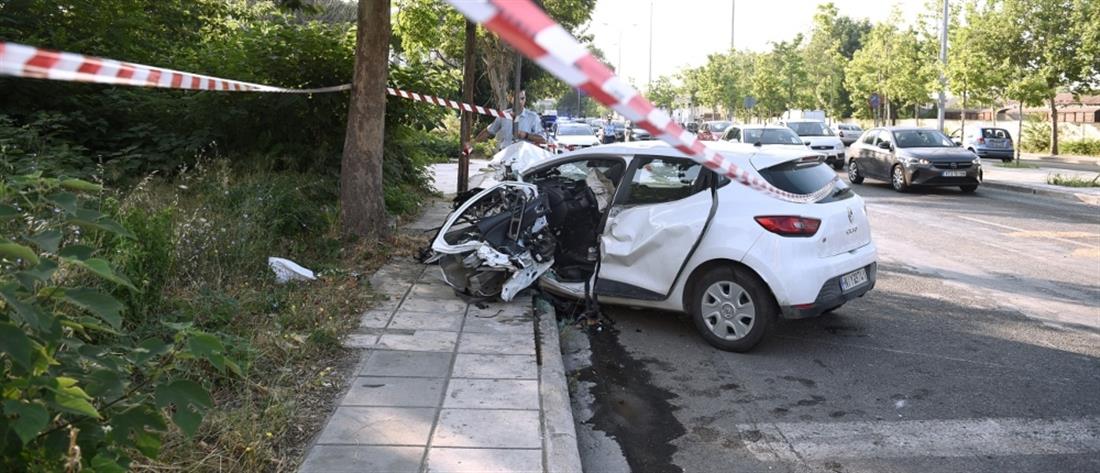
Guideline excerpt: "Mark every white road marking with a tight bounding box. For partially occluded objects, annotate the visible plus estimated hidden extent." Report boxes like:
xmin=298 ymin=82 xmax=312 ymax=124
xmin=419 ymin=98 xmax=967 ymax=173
xmin=740 ymin=416 xmax=1100 ymax=463
xmin=957 ymin=215 xmax=1098 ymax=249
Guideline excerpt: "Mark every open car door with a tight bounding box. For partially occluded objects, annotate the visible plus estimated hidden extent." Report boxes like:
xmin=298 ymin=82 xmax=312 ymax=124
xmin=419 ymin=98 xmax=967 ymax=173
xmin=596 ymin=155 xmax=717 ymax=300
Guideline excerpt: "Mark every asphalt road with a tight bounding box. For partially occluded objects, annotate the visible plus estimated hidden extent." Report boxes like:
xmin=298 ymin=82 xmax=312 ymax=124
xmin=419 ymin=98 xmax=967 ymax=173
xmin=565 ymin=174 xmax=1100 ymax=473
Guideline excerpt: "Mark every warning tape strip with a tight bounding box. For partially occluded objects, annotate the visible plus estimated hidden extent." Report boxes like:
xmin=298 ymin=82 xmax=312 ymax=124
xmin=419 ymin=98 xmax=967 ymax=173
xmin=443 ymin=0 xmax=835 ymax=203
xmin=0 ymin=41 xmax=512 ymax=120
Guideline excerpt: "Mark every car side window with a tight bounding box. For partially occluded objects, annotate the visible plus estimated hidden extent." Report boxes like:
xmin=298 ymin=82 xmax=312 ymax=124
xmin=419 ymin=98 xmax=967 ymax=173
xmin=621 ymin=157 xmax=705 ymax=206
xmin=877 ymin=130 xmax=893 ymax=146
xmin=862 ymin=130 xmax=877 ymax=145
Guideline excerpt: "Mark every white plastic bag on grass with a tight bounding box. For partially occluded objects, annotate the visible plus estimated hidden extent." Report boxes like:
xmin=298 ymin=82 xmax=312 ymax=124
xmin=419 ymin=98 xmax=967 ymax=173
xmin=268 ymin=257 xmax=316 ymax=283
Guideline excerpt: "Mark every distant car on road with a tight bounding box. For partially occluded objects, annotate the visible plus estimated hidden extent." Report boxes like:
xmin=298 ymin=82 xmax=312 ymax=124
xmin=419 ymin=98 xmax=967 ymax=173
xmin=541 ymin=114 xmax=558 ymax=130
xmin=848 ymin=127 xmax=982 ymax=193
xmin=950 ymin=126 xmax=1015 ymax=162
xmin=781 ymin=119 xmax=846 ymax=170
xmin=552 ymin=123 xmax=599 ymax=153
xmin=722 ymin=125 xmax=807 ymax=148
xmin=698 ymin=120 xmax=733 ymax=141
xmin=836 ymin=123 xmax=863 ymax=146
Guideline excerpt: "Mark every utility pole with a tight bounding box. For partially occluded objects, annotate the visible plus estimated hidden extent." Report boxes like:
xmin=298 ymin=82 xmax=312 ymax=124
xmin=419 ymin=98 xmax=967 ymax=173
xmin=458 ymin=20 xmax=476 ymax=193
xmin=937 ymin=0 xmax=948 ymax=133
xmin=730 ymin=1 xmax=735 ymax=51
xmin=647 ymin=0 xmax=653 ymax=86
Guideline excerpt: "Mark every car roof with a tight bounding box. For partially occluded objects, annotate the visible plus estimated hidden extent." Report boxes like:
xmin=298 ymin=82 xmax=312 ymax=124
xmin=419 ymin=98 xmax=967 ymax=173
xmin=784 ymin=119 xmax=825 ymax=123
xmin=562 ymin=140 xmax=815 ymax=168
xmin=736 ymin=125 xmax=792 ymax=130
xmin=877 ymin=126 xmax=942 ymax=132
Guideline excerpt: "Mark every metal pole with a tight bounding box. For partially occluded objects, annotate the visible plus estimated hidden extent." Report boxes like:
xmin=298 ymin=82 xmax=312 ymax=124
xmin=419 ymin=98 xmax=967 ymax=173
xmin=730 ymin=0 xmax=735 ymax=51
xmin=937 ymin=0 xmax=948 ymax=133
xmin=648 ymin=0 xmax=653 ymax=86
xmin=458 ymin=20 xmax=476 ymax=193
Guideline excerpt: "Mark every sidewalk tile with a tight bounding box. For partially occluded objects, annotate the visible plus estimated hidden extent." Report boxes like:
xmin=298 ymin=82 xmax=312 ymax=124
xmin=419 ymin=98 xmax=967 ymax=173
xmin=300 ymin=445 xmax=423 ymax=473
xmin=359 ymin=309 xmax=394 ymax=329
xmin=361 ymin=350 xmax=453 ymax=378
xmin=444 ymin=379 xmax=539 ymax=409
xmin=463 ymin=313 xmax=534 ymax=335
xmin=343 ymin=377 xmax=445 ymax=407
xmin=467 ymin=303 xmax=530 ymax=319
xmin=343 ymin=333 xmax=379 ymax=349
xmin=426 ymin=448 xmax=542 ymax=473
xmin=418 ymin=268 xmax=452 ymax=286
xmin=389 ymin=310 xmax=464 ymax=332
xmin=401 ymin=295 xmax=467 ymax=314
xmin=409 ymin=282 xmax=460 ymax=299
xmin=458 ymin=332 xmax=535 ymax=356
xmin=431 ymin=409 xmax=541 ymax=448
xmin=317 ymin=407 xmax=435 ymax=445
xmin=378 ymin=330 xmax=459 ymax=352
xmin=452 ymin=354 xmax=537 ymax=380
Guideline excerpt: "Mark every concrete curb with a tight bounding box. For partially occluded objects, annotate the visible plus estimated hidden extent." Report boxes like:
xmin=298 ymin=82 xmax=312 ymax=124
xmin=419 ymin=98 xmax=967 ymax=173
xmin=981 ymin=179 xmax=1100 ymax=207
xmin=534 ymin=297 xmax=583 ymax=473
xmin=1021 ymin=154 xmax=1100 ymax=166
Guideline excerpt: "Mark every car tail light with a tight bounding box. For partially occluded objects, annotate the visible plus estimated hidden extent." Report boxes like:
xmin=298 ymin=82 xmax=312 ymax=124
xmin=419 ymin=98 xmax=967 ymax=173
xmin=754 ymin=216 xmax=821 ymax=237
xmin=977 ymin=137 xmax=985 ymax=144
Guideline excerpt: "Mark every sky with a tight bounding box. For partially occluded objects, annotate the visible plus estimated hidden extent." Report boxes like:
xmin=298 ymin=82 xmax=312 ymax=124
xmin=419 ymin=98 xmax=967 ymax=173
xmin=585 ymin=0 xmax=930 ymax=88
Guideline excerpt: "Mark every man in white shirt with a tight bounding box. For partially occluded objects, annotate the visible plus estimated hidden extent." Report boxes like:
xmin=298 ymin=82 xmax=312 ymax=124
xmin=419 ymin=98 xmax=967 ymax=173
xmin=467 ymin=89 xmax=546 ymax=151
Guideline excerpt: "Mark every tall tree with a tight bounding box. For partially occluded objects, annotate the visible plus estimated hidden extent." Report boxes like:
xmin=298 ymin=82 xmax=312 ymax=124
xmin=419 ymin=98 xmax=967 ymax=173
xmin=340 ymin=0 xmax=390 ymax=238
xmin=804 ymin=3 xmax=849 ymax=120
xmin=646 ymin=75 xmax=678 ymax=112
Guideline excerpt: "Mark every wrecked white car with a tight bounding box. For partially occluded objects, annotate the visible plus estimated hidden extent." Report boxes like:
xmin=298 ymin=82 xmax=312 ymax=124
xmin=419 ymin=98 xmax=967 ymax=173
xmin=430 ymin=141 xmax=877 ymax=352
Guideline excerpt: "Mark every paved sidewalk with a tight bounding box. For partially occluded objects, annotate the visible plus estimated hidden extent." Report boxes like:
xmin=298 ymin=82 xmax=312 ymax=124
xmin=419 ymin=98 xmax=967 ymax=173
xmin=981 ymin=163 xmax=1100 ymax=206
xmin=298 ymin=201 xmax=579 ymax=473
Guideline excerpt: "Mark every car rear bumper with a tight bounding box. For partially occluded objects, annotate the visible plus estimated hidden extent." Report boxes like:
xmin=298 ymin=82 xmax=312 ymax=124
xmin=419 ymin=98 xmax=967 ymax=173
xmin=974 ymin=148 xmax=1014 ymax=159
xmin=780 ymin=262 xmax=877 ymax=319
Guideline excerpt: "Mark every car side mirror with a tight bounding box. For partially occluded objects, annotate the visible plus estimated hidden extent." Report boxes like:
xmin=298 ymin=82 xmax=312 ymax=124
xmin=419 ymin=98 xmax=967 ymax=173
xmin=803 ymin=141 xmax=811 ymax=146
xmin=952 ymin=139 xmax=962 ymax=146
xmin=877 ymin=141 xmax=893 ymax=150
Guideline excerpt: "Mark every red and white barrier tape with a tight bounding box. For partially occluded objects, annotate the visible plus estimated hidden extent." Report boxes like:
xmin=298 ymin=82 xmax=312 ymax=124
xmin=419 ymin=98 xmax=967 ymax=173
xmin=0 ymin=41 xmax=512 ymax=120
xmin=387 ymin=87 xmax=512 ymax=119
xmin=443 ymin=0 xmax=835 ymax=203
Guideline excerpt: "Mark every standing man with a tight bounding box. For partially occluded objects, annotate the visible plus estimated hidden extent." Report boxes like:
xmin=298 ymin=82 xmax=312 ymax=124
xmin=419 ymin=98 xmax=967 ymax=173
xmin=467 ymin=89 xmax=546 ymax=151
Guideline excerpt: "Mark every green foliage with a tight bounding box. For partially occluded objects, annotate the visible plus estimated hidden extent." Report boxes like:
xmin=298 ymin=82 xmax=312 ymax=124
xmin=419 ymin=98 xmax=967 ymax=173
xmin=1060 ymin=139 xmax=1100 ymax=156
xmin=1022 ymin=118 xmax=1052 ymax=152
xmin=0 ymin=174 xmax=237 ymax=471
xmin=1047 ymin=173 xmax=1100 ymax=187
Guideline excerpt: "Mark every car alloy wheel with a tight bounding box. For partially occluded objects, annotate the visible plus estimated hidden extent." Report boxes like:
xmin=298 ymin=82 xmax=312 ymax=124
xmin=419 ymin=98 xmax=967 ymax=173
xmin=891 ymin=165 xmax=909 ymax=192
xmin=701 ymin=280 xmax=756 ymax=341
xmin=848 ymin=160 xmax=864 ymax=184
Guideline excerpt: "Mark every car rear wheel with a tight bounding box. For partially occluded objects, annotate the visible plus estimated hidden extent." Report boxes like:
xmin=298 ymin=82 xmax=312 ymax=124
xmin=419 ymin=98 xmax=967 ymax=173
xmin=831 ymin=159 xmax=844 ymax=171
xmin=960 ymin=184 xmax=978 ymax=193
xmin=690 ymin=266 xmax=774 ymax=352
xmin=891 ymin=165 xmax=909 ymax=192
xmin=847 ymin=159 xmax=864 ymax=184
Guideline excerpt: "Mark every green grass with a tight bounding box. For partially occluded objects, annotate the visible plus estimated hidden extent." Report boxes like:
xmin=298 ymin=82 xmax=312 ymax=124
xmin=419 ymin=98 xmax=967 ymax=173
xmin=997 ymin=160 xmax=1039 ymax=169
xmin=1047 ymin=173 xmax=1100 ymax=188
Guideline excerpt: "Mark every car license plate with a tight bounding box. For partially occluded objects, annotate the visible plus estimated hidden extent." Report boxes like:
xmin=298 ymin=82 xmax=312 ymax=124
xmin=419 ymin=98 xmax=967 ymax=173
xmin=943 ymin=170 xmax=967 ymax=177
xmin=840 ymin=268 xmax=868 ymax=292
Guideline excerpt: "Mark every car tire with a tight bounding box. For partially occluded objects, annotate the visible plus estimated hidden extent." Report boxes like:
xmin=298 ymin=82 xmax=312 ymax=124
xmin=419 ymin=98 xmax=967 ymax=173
xmin=960 ymin=184 xmax=978 ymax=193
xmin=1001 ymin=158 xmax=1012 ymax=163
xmin=690 ymin=266 xmax=775 ymax=352
xmin=848 ymin=159 xmax=864 ymax=184
xmin=891 ymin=164 xmax=909 ymax=193
xmin=831 ymin=160 xmax=844 ymax=171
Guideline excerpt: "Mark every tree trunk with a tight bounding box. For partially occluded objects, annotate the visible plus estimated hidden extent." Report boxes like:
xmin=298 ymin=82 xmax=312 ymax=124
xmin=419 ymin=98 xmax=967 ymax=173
xmin=960 ymin=92 xmax=967 ymax=137
xmin=482 ymin=37 xmax=515 ymax=110
xmin=339 ymin=0 xmax=390 ymax=239
xmin=1049 ymin=96 xmax=1059 ymax=156
xmin=1015 ymin=102 xmax=1023 ymax=163
xmin=458 ymin=20 xmax=476 ymax=193
xmin=991 ymin=105 xmax=997 ymax=126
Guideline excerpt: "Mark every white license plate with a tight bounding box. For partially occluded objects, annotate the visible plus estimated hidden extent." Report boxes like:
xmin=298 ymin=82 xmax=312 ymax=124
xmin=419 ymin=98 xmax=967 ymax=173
xmin=840 ymin=268 xmax=868 ymax=292
xmin=943 ymin=170 xmax=967 ymax=177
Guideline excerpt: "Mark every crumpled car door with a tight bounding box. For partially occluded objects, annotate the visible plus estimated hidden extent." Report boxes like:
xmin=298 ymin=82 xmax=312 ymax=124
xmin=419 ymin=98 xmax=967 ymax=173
xmin=430 ymin=182 xmax=556 ymax=301
xmin=596 ymin=157 xmax=715 ymax=298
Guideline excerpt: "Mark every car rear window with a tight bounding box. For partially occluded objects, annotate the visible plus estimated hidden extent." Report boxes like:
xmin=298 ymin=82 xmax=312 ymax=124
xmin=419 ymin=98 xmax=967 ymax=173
xmin=757 ymin=160 xmax=852 ymax=202
xmin=982 ymin=128 xmax=1010 ymax=139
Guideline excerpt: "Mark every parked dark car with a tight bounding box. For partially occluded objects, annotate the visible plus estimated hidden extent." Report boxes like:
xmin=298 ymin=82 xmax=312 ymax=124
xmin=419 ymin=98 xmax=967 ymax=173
xmin=541 ymin=114 xmax=558 ymax=130
xmin=950 ymin=126 xmax=1015 ymax=162
xmin=848 ymin=127 xmax=982 ymax=193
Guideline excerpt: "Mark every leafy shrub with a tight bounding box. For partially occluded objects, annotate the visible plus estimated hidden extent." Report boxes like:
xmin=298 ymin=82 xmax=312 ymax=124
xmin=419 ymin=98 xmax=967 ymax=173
xmin=1047 ymin=173 xmax=1100 ymax=187
xmin=1021 ymin=118 xmax=1051 ymax=153
xmin=1061 ymin=139 xmax=1100 ymax=156
xmin=0 ymin=174 xmax=238 ymax=471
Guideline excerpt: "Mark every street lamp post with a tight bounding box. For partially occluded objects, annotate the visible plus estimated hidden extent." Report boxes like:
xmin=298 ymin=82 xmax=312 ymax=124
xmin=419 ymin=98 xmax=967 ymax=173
xmin=647 ymin=0 xmax=653 ymax=86
xmin=938 ymin=0 xmax=949 ymax=133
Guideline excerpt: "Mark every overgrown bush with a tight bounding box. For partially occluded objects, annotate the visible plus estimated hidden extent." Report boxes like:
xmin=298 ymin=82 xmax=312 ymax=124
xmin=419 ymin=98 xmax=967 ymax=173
xmin=1021 ymin=118 xmax=1051 ymax=153
xmin=0 ymin=174 xmax=238 ymax=471
xmin=1061 ymin=139 xmax=1100 ymax=156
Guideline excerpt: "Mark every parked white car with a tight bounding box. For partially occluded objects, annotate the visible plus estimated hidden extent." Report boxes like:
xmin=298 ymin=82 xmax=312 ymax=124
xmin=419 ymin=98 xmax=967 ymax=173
xmin=429 ymin=141 xmax=876 ymax=352
xmin=781 ymin=119 xmax=847 ymax=170
xmin=721 ymin=125 xmax=806 ymax=149
xmin=552 ymin=123 xmax=600 ymax=154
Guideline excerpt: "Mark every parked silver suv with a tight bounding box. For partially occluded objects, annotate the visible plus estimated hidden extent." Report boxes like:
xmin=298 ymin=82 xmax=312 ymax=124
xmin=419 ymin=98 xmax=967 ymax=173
xmin=950 ymin=126 xmax=1014 ymax=162
xmin=836 ymin=123 xmax=863 ymax=146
